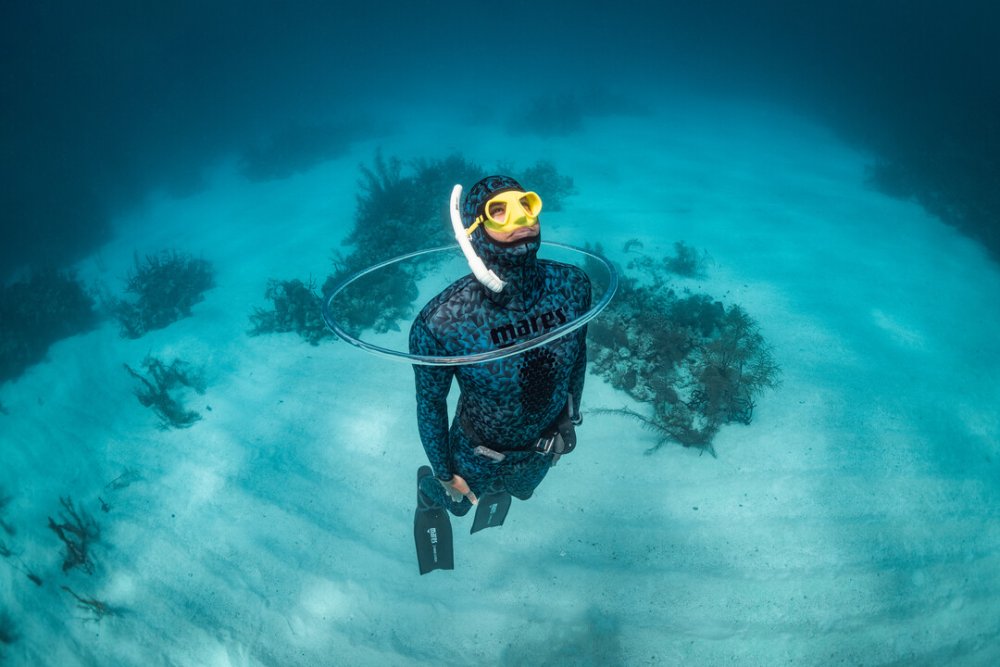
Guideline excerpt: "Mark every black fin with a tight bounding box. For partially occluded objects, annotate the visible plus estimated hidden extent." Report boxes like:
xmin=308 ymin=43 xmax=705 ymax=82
xmin=470 ymin=491 xmax=511 ymax=534
xmin=414 ymin=467 xmax=454 ymax=574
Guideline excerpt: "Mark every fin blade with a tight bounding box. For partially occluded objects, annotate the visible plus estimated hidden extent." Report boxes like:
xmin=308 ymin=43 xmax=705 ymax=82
xmin=470 ymin=491 xmax=512 ymax=534
xmin=415 ymin=508 xmax=454 ymax=574
xmin=414 ymin=467 xmax=453 ymax=574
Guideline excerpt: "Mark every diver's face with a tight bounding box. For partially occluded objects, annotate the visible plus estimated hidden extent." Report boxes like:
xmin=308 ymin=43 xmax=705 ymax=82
xmin=479 ymin=190 xmax=542 ymax=242
xmin=484 ymin=220 xmax=539 ymax=243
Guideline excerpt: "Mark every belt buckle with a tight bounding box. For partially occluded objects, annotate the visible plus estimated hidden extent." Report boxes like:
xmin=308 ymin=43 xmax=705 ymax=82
xmin=535 ymin=435 xmax=556 ymax=455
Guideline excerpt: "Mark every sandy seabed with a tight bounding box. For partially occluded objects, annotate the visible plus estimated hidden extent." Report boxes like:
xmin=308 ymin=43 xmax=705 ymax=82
xmin=2 ymin=98 xmax=999 ymax=666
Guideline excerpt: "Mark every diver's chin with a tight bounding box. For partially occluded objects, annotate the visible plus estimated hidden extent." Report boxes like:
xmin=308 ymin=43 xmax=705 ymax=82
xmin=509 ymin=226 xmax=539 ymax=241
xmin=482 ymin=223 xmax=541 ymax=249
xmin=489 ymin=231 xmax=540 ymax=250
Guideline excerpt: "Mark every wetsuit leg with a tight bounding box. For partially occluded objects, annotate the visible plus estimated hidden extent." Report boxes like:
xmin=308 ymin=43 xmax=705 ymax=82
xmin=430 ymin=424 xmax=556 ymax=517
xmin=499 ymin=450 xmax=553 ymax=501
xmin=448 ymin=425 xmax=505 ymax=500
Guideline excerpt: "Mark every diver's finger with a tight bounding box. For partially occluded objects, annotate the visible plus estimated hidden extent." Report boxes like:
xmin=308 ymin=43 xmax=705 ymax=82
xmin=466 ymin=491 xmax=478 ymax=505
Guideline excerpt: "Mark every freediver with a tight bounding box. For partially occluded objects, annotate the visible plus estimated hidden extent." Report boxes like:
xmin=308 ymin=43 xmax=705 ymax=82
xmin=410 ymin=175 xmax=590 ymax=574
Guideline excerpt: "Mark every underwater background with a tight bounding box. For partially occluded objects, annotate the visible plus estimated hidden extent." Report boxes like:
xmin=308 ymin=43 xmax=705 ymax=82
xmin=2 ymin=1 xmax=998 ymax=665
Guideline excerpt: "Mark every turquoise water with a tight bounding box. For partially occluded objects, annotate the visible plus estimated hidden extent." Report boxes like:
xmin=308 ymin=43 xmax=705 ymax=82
xmin=2 ymin=3 xmax=999 ymax=665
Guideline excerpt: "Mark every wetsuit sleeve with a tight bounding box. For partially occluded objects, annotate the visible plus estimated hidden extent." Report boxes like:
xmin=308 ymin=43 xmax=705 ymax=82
xmin=409 ymin=316 xmax=454 ymax=479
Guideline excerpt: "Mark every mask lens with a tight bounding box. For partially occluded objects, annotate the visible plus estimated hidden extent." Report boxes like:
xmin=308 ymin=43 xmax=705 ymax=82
xmin=487 ymin=201 xmax=507 ymax=223
xmin=521 ymin=192 xmax=542 ymax=216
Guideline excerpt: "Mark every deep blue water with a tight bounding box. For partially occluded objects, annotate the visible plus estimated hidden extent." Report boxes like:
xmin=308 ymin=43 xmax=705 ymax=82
xmin=2 ymin=1 xmax=998 ymax=278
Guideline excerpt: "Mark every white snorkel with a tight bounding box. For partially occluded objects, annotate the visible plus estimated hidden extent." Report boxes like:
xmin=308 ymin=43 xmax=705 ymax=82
xmin=450 ymin=184 xmax=505 ymax=293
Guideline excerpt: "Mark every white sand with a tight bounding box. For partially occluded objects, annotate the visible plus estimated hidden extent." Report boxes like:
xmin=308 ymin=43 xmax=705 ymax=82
xmin=1 ymin=98 xmax=998 ymax=666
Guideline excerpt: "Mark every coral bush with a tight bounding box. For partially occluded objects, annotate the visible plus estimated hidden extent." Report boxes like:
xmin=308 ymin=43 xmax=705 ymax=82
xmin=251 ymin=152 xmax=576 ymax=339
xmin=325 ymin=152 xmax=578 ymax=334
xmin=112 ymin=250 xmax=214 ymax=339
xmin=344 ymin=151 xmax=481 ymax=264
xmin=663 ymin=240 xmax=708 ymax=277
xmin=124 ymin=355 xmax=205 ymax=429
xmin=47 ymin=496 xmax=100 ymax=575
xmin=249 ymin=278 xmax=333 ymax=345
xmin=588 ymin=243 xmax=780 ymax=455
xmin=620 ymin=239 xmax=707 ymax=279
xmin=323 ymin=260 xmax=418 ymax=336
xmin=0 ymin=269 xmax=98 ymax=383
xmin=317 ymin=152 xmax=480 ymax=335
xmin=62 ymin=586 xmax=118 ymax=622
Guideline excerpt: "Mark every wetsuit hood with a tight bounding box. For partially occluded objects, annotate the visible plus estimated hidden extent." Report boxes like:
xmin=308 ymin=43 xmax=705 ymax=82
xmin=461 ymin=175 xmax=542 ymax=308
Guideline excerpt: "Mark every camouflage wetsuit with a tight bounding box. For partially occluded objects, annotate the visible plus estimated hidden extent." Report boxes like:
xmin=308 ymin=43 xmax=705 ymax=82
xmin=409 ymin=175 xmax=590 ymax=516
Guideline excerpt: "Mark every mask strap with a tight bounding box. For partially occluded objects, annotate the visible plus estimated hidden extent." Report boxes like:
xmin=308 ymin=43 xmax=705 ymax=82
xmin=466 ymin=217 xmax=484 ymax=237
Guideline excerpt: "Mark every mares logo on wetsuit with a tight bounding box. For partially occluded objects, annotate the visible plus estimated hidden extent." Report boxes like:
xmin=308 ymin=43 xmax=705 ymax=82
xmin=490 ymin=307 xmax=568 ymax=347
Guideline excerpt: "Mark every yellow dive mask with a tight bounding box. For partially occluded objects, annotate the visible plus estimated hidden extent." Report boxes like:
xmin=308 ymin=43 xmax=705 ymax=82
xmin=467 ymin=190 xmax=543 ymax=236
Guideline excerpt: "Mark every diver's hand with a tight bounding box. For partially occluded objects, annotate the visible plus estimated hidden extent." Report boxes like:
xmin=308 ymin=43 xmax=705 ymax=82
xmin=440 ymin=474 xmax=478 ymax=505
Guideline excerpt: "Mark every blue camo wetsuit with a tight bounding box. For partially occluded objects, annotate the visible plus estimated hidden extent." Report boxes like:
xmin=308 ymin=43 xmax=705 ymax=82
xmin=410 ymin=175 xmax=591 ymax=516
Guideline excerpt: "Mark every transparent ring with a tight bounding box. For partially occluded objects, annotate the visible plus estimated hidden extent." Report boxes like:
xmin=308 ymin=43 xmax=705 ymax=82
xmin=322 ymin=241 xmax=618 ymax=366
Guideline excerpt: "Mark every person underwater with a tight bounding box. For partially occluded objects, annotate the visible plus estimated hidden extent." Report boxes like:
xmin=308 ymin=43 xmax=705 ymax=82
xmin=410 ymin=175 xmax=590 ymax=574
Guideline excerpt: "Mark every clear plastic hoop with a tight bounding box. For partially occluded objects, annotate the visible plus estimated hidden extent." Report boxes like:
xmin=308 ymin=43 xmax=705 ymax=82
xmin=322 ymin=241 xmax=618 ymax=366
